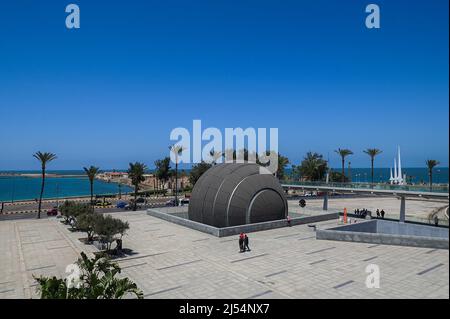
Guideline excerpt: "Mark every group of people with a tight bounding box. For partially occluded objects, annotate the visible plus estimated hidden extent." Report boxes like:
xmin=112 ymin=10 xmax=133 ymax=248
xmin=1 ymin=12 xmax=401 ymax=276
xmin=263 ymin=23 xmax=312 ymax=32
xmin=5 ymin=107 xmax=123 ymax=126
xmin=375 ymin=209 xmax=386 ymax=219
xmin=238 ymin=233 xmax=251 ymax=253
xmin=354 ymin=208 xmax=386 ymax=219
xmin=354 ymin=208 xmax=370 ymax=218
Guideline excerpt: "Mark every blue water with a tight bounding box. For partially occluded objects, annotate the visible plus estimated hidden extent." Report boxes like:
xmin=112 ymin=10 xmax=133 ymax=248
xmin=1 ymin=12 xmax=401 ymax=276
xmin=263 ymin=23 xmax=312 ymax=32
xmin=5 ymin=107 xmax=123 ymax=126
xmin=0 ymin=167 xmax=447 ymax=202
xmin=284 ymin=167 xmax=449 ymax=184
xmin=0 ymin=173 xmax=132 ymax=202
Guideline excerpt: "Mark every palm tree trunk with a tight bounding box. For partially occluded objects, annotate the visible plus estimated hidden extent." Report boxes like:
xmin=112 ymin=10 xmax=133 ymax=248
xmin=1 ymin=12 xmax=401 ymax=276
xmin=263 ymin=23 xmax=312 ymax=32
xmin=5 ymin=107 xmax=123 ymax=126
xmin=38 ymin=168 xmax=45 ymax=219
xmin=175 ymin=162 xmax=178 ymax=206
xmin=133 ymin=184 xmax=138 ymax=211
xmin=90 ymin=180 xmax=94 ymax=205
xmin=429 ymin=170 xmax=433 ymax=191
xmin=371 ymin=158 xmax=374 ymax=185
xmin=341 ymin=158 xmax=345 ymax=183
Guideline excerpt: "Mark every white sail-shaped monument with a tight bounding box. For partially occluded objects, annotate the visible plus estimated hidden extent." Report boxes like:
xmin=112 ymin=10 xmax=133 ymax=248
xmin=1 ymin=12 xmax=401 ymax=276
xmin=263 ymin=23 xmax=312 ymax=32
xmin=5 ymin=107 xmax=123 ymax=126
xmin=397 ymin=146 xmax=403 ymax=185
xmin=393 ymin=158 xmax=398 ymax=184
xmin=389 ymin=146 xmax=405 ymax=185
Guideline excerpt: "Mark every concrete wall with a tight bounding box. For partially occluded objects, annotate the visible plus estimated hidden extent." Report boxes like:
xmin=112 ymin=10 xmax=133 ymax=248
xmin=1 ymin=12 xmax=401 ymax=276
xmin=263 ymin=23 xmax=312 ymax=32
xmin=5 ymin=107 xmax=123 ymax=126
xmin=376 ymin=220 xmax=449 ymax=238
xmin=217 ymin=212 xmax=339 ymax=237
xmin=147 ymin=208 xmax=338 ymax=237
xmin=317 ymin=219 xmax=449 ymax=249
xmin=147 ymin=208 xmax=220 ymax=236
xmin=316 ymin=228 xmax=449 ymax=249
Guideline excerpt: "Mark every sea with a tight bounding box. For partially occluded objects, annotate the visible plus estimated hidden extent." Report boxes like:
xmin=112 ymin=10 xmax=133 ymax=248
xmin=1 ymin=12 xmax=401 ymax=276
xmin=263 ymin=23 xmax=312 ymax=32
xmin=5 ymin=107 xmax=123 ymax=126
xmin=0 ymin=168 xmax=448 ymax=202
xmin=0 ymin=170 xmax=132 ymax=202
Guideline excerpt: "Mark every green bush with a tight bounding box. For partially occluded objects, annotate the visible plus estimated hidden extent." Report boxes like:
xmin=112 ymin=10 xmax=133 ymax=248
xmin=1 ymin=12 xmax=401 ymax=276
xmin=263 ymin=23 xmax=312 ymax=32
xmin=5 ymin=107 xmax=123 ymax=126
xmin=93 ymin=215 xmax=129 ymax=251
xmin=33 ymin=252 xmax=143 ymax=299
xmin=60 ymin=201 xmax=91 ymax=227
xmin=76 ymin=213 xmax=101 ymax=242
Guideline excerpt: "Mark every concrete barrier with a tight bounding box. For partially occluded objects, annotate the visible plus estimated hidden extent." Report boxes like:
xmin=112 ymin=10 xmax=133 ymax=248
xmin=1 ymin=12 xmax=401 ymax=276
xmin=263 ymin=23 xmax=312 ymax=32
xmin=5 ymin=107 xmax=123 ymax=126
xmin=316 ymin=219 xmax=449 ymax=249
xmin=147 ymin=208 xmax=338 ymax=237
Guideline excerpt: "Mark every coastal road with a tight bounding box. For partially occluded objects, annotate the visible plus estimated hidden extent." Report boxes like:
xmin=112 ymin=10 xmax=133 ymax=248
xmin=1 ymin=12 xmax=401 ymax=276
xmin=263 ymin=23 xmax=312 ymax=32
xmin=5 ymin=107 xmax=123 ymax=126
xmin=0 ymin=196 xmax=174 ymax=220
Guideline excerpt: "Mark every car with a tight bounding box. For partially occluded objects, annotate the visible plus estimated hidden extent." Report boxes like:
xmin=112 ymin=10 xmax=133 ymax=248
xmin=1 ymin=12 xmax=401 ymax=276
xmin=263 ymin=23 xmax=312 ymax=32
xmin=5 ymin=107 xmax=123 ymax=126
xmin=95 ymin=200 xmax=112 ymax=207
xmin=135 ymin=197 xmax=147 ymax=204
xmin=165 ymin=199 xmax=177 ymax=207
xmin=179 ymin=198 xmax=190 ymax=206
xmin=116 ymin=201 xmax=127 ymax=209
xmin=47 ymin=207 xmax=58 ymax=216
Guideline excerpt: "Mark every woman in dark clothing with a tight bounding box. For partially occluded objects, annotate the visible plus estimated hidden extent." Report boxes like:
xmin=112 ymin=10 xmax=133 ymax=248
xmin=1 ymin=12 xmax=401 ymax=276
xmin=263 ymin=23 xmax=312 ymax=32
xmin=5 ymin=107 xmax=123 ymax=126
xmin=239 ymin=233 xmax=244 ymax=252
xmin=244 ymin=234 xmax=251 ymax=252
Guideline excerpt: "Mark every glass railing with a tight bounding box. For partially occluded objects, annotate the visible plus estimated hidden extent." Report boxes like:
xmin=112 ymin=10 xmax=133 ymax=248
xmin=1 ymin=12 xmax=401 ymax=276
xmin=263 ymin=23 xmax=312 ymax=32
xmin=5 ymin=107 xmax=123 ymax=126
xmin=281 ymin=180 xmax=449 ymax=194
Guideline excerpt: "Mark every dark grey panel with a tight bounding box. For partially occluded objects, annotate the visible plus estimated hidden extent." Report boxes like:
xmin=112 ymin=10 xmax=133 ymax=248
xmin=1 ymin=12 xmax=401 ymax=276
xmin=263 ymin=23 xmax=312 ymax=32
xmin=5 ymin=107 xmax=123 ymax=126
xmin=188 ymin=163 xmax=288 ymax=227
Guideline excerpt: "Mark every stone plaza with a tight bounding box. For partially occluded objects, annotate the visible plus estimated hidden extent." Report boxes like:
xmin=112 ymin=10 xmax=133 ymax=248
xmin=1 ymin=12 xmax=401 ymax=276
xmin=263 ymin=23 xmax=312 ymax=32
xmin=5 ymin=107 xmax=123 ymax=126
xmin=0 ymin=207 xmax=448 ymax=299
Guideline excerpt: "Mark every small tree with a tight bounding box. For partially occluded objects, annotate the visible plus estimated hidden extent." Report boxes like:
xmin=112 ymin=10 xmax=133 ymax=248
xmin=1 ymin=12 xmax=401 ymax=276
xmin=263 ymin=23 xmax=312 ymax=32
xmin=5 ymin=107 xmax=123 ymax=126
xmin=94 ymin=215 xmax=129 ymax=251
xmin=60 ymin=201 xmax=90 ymax=226
xmin=76 ymin=213 xmax=101 ymax=243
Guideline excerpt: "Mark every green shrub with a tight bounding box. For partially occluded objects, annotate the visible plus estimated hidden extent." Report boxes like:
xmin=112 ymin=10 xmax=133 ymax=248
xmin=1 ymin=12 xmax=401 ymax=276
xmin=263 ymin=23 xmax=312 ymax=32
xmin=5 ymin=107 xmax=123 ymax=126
xmin=93 ymin=215 xmax=129 ymax=251
xmin=60 ymin=201 xmax=91 ymax=227
xmin=76 ymin=213 xmax=101 ymax=242
xmin=33 ymin=252 xmax=143 ymax=299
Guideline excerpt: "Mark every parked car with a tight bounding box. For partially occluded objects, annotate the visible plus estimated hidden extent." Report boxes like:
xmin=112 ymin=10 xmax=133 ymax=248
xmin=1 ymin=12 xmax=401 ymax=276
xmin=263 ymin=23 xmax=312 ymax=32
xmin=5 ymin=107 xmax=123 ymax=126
xmin=135 ymin=197 xmax=146 ymax=204
xmin=165 ymin=199 xmax=177 ymax=207
xmin=116 ymin=201 xmax=127 ymax=209
xmin=95 ymin=199 xmax=112 ymax=207
xmin=47 ymin=207 xmax=58 ymax=216
xmin=180 ymin=198 xmax=190 ymax=206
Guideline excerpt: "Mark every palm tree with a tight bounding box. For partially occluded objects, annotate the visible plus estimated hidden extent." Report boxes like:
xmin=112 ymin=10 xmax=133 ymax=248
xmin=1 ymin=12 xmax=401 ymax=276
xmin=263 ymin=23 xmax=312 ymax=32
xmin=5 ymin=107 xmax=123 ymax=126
xmin=169 ymin=145 xmax=185 ymax=206
xmin=335 ymin=148 xmax=353 ymax=182
xmin=127 ymin=162 xmax=147 ymax=211
xmin=426 ymin=160 xmax=440 ymax=191
xmin=33 ymin=152 xmax=57 ymax=219
xmin=154 ymin=157 xmax=171 ymax=193
xmin=83 ymin=166 xmax=100 ymax=206
xmin=363 ymin=148 xmax=382 ymax=184
xmin=209 ymin=150 xmax=222 ymax=165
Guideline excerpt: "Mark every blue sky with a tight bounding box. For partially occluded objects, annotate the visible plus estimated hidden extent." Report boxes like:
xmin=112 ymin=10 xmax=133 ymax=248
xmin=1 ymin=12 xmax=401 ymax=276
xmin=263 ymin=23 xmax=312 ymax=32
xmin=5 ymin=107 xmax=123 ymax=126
xmin=0 ymin=0 xmax=448 ymax=170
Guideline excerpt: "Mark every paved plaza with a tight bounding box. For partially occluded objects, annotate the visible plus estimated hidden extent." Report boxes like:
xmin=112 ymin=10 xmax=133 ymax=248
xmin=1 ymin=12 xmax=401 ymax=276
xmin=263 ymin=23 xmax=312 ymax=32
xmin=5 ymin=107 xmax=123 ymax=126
xmin=0 ymin=210 xmax=448 ymax=299
xmin=289 ymin=196 xmax=449 ymax=223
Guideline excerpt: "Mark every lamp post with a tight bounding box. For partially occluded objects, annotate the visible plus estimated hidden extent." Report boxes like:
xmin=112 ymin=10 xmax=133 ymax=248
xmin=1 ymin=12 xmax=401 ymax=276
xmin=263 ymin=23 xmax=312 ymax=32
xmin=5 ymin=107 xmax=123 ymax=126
xmin=348 ymin=162 xmax=352 ymax=183
xmin=11 ymin=176 xmax=16 ymax=203
xmin=56 ymin=183 xmax=60 ymax=209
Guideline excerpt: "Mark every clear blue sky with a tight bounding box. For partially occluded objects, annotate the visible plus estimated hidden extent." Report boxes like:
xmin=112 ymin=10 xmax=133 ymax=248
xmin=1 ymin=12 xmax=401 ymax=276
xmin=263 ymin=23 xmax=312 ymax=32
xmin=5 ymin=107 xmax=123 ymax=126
xmin=0 ymin=0 xmax=448 ymax=170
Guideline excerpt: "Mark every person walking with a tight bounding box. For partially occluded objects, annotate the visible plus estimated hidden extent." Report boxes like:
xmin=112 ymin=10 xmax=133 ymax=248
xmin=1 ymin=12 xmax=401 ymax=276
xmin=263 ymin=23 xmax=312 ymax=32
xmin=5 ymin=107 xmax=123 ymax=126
xmin=376 ymin=209 xmax=380 ymax=218
xmin=244 ymin=233 xmax=251 ymax=252
xmin=434 ymin=215 xmax=439 ymax=226
xmin=238 ymin=233 xmax=245 ymax=253
xmin=380 ymin=209 xmax=385 ymax=219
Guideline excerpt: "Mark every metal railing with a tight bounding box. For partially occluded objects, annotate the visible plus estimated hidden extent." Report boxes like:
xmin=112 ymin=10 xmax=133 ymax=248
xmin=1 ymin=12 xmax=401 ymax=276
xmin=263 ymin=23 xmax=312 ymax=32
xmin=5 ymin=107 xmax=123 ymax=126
xmin=282 ymin=180 xmax=449 ymax=194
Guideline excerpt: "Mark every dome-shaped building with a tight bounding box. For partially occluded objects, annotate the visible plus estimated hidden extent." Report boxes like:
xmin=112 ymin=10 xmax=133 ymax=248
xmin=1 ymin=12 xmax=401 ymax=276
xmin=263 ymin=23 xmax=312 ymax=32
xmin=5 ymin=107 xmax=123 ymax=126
xmin=188 ymin=163 xmax=287 ymax=227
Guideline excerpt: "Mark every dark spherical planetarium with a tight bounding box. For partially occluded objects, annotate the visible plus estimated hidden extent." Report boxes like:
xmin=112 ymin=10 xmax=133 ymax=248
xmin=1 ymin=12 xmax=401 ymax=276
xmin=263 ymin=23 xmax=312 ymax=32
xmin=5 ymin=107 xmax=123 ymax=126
xmin=188 ymin=163 xmax=288 ymax=227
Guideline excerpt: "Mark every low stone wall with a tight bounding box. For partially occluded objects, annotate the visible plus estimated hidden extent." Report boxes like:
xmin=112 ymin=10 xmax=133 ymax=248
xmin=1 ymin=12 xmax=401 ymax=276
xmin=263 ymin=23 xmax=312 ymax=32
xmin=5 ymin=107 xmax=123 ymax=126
xmin=316 ymin=220 xmax=449 ymax=249
xmin=218 ymin=212 xmax=339 ymax=237
xmin=147 ymin=208 xmax=219 ymax=236
xmin=147 ymin=208 xmax=338 ymax=237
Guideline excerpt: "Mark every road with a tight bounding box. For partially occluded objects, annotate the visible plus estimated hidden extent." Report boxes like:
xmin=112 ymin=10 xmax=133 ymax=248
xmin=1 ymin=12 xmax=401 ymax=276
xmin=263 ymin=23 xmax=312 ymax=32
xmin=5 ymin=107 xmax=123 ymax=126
xmin=0 ymin=196 xmax=176 ymax=220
